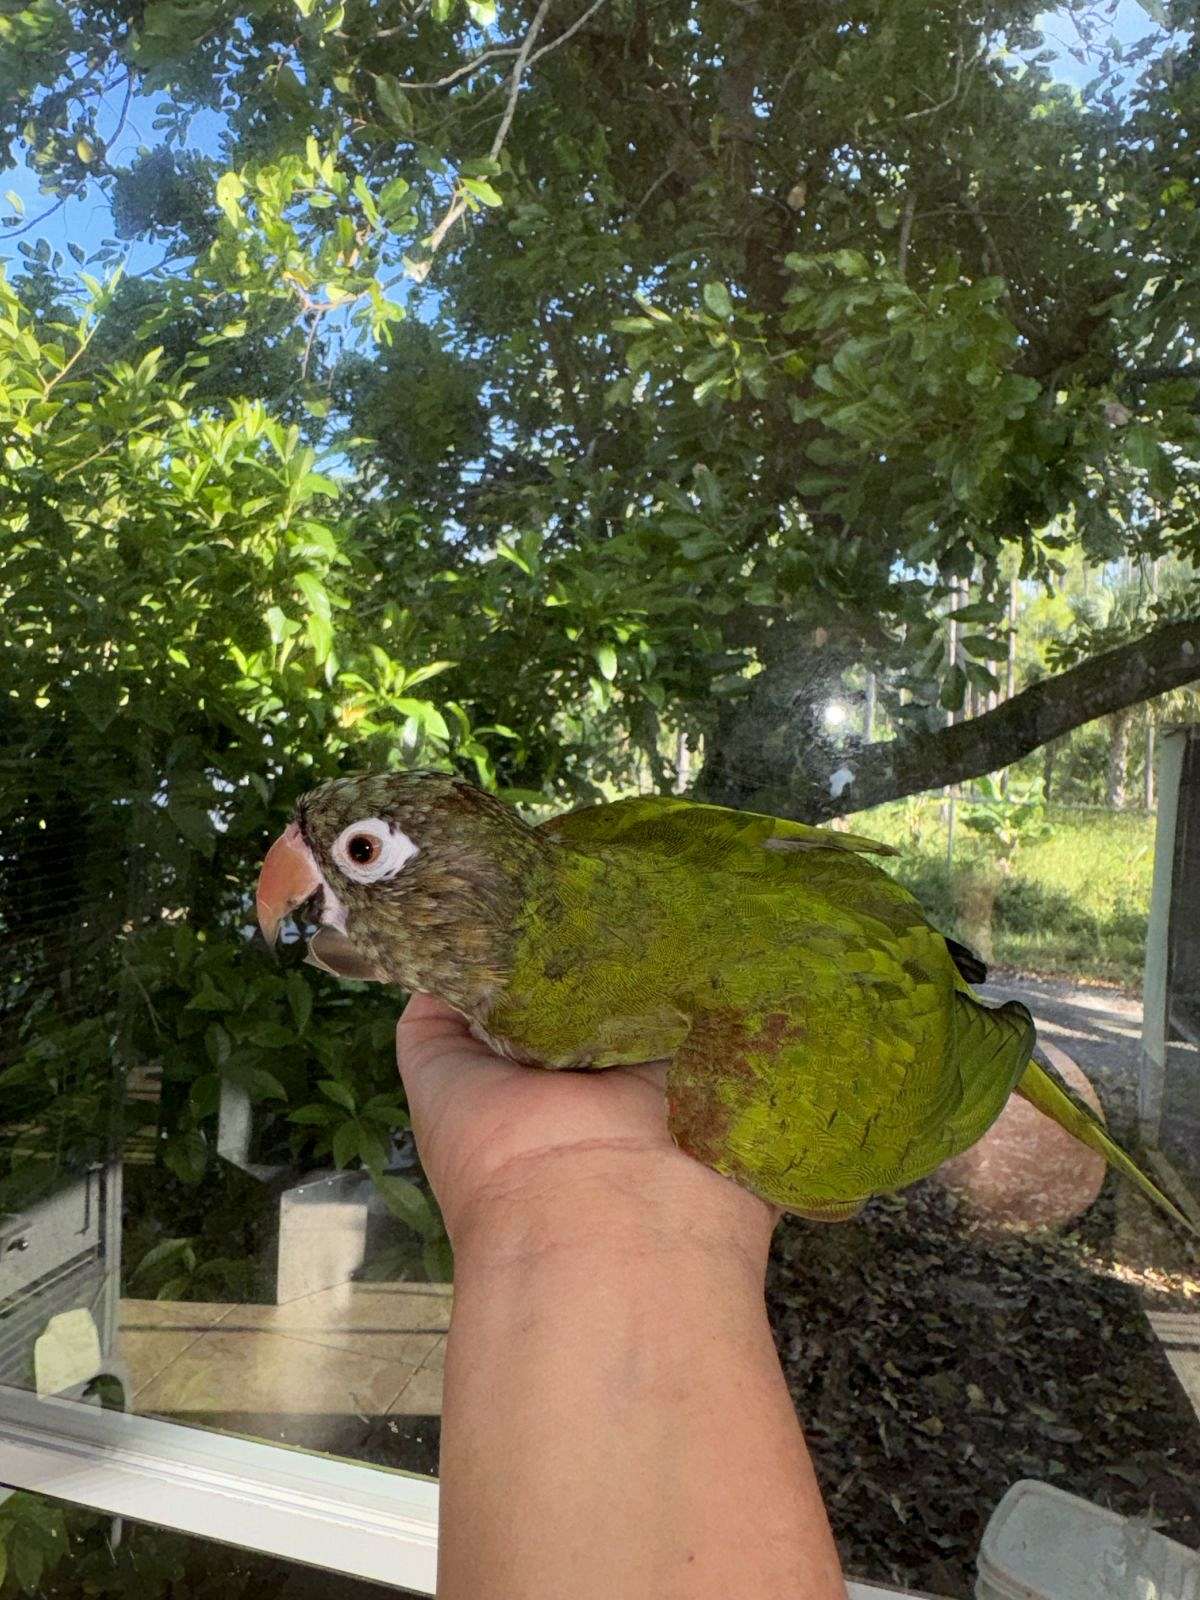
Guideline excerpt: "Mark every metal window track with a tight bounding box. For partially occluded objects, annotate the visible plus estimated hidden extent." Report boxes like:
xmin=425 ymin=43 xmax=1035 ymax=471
xmin=0 ymin=1386 xmax=941 ymax=1598
xmin=0 ymin=1385 xmax=439 ymax=1592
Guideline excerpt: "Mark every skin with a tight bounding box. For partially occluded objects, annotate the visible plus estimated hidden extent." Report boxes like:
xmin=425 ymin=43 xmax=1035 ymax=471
xmin=396 ymin=992 xmax=849 ymax=1600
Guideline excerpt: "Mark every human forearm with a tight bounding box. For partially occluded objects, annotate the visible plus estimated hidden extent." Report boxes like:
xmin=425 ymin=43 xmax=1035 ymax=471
xmin=435 ymin=1149 xmax=848 ymax=1600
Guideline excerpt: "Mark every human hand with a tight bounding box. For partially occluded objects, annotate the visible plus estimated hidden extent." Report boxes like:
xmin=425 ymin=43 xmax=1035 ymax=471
xmin=396 ymin=993 xmax=782 ymax=1262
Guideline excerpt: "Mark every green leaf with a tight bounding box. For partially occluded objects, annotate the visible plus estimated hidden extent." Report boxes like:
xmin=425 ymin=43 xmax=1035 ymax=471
xmin=423 ymin=1235 xmax=454 ymax=1281
xmin=163 ymin=1130 xmax=208 ymax=1184
xmin=287 ymin=972 xmax=313 ymax=1033
xmin=1134 ymin=0 xmax=1168 ymax=23
xmin=244 ymin=1067 xmax=289 ymax=1101
xmin=307 ymin=612 xmax=334 ymax=662
xmin=467 ymin=0 xmax=495 ymax=20
xmin=961 ymin=635 xmax=1009 ymax=661
xmin=702 ymin=281 xmax=734 ymax=319
xmin=190 ymin=1072 xmax=223 ymax=1118
xmin=831 ymin=248 xmax=870 ymax=276
xmin=949 ymin=600 xmax=1004 ymax=624
xmin=205 ymin=1023 xmax=230 ymax=1068
xmin=356 ymin=1123 xmax=391 ymax=1173
xmin=379 ymin=175 xmax=411 ymax=216
xmin=374 ymin=1174 xmax=438 ymax=1237
xmin=265 ymin=605 xmax=291 ymax=644
xmin=215 ymin=171 xmax=246 ymax=226
xmin=13 ymin=1535 xmax=43 ymax=1593
xmin=402 ymin=659 xmax=457 ymax=689
xmin=133 ymin=1237 xmax=195 ymax=1280
xmin=595 ymin=643 xmax=618 ymax=681
xmin=1123 ymin=425 xmax=1161 ymax=471
xmin=461 ymin=175 xmax=503 ymax=208
xmin=246 ymin=1020 xmax=297 ymax=1048
xmin=320 ymin=1078 xmax=357 ymax=1112
xmin=169 ymin=800 xmax=214 ymax=851
xmin=939 ymin=664 xmax=967 ymax=712
xmin=332 ymin=1119 xmax=360 ymax=1168
xmin=295 ymin=570 xmax=331 ymax=619
xmin=288 ymin=1103 xmax=342 ymax=1125
xmin=374 ymin=74 xmax=413 ymax=130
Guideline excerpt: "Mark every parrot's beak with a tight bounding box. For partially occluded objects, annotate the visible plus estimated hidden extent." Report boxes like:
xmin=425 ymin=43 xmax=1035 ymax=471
xmin=256 ymin=822 xmax=322 ymax=948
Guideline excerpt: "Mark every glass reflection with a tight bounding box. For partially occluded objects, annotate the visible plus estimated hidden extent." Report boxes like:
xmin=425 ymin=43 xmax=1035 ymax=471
xmin=1 ymin=760 xmax=448 ymax=1475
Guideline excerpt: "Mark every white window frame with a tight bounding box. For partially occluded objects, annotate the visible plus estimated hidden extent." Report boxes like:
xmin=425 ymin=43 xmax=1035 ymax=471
xmin=1 ymin=1383 xmax=936 ymax=1598
xmin=0 ymin=1384 xmax=438 ymax=1592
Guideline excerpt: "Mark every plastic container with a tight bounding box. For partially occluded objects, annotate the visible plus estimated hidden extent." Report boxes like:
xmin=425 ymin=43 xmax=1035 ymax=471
xmin=979 ymin=1478 xmax=1196 ymax=1593
xmin=976 ymin=1478 xmax=1200 ymax=1600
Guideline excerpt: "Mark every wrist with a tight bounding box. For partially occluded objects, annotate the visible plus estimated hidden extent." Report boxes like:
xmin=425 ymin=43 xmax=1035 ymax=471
xmin=450 ymin=1143 xmax=778 ymax=1279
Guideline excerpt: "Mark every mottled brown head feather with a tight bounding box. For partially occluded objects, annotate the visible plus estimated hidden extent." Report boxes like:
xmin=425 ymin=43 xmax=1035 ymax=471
xmin=295 ymin=770 xmax=554 ymax=1012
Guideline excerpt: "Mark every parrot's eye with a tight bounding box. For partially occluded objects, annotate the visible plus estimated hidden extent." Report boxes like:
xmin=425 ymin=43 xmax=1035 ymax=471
xmin=331 ymin=817 xmax=419 ymax=884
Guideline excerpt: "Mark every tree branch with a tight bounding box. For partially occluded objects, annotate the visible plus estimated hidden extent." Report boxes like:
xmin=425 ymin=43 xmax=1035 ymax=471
xmin=699 ymin=618 xmax=1200 ymax=821
xmin=408 ymin=0 xmax=556 ymax=282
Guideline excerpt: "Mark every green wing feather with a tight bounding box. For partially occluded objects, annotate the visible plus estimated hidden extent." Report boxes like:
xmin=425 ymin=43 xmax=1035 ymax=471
xmin=538 ymin=793 xmax=898 ymax=862
xmin=524 ymin=793 xmax=1195 ymax=1234
xmin=1016 ymin=1052 xmax=1195 ymax=1233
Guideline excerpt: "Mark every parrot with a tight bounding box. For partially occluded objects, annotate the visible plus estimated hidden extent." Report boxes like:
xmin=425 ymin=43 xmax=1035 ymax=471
xmin=254 ymin=770 xmax=1195 ymax=1232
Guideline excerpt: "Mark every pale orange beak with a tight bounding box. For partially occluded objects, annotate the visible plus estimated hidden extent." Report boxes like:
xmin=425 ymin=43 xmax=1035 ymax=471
xmin=256 ymin=822 xmax=322 ymax=947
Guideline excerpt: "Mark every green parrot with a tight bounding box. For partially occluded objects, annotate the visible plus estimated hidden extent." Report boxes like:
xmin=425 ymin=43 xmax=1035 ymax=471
xmin=255 ymin=770 xmax=1194 ymax=1231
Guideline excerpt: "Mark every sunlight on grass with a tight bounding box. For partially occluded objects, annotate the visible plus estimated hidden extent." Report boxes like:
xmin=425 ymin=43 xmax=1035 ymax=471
xmin=851 ymin=800 xmax=1156 ymax=988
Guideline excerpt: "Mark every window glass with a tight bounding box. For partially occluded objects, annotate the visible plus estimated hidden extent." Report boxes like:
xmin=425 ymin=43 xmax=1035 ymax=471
xmin=2 ymin=6 xmax=1200 ymax=1598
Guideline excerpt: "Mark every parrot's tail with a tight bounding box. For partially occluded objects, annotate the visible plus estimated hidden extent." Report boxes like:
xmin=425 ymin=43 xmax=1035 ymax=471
xmin=1016 ymin=1052 xmax=1198 ymax=1237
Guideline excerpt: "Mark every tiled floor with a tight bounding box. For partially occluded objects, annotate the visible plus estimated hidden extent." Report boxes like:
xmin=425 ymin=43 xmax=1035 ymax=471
xmin=117 ymin=1281 xmax=451 ymax=1463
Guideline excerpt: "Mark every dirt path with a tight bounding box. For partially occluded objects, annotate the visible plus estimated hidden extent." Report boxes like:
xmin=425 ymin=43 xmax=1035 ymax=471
xmin=977 ymin=968 xmax=1144 ymax=1099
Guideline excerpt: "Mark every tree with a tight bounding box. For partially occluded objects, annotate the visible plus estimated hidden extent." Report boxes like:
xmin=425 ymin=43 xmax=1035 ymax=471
xmin=0 ymin=0 xmax=1197 ymax=821
xmin=0 ymin=266 xmax=464 ymax=1210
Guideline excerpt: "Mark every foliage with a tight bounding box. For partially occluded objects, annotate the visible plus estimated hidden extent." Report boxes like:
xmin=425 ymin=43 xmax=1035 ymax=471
xmin=860 ymin=801 xmax=1156 ymax=985
xmin=0 ymin=1494 xmax=68 ymax=1597
xmin=0 ymin=258 xmax=458 ymax=1264
xmin=960 ymin=776 xmax=1051 ymax=874
xmin=1 ymin=0 xmax=1196 ymax=792
xmin=0 ymin=1499 xmax=333 ymax=1599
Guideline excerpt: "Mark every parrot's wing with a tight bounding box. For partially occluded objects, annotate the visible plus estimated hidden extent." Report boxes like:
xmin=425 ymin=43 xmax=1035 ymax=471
xmin=665 ymin=988 xmax=1034 ymax=1218
xmin=538 ymin=794 xmax=897 ymax=864
xmin=540 ymin=794 xmax=987 ymax=985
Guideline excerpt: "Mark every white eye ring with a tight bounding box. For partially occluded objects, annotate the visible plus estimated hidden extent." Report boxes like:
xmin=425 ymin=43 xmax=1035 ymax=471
xmin=332 ymin=817 xmax=419 ymax=883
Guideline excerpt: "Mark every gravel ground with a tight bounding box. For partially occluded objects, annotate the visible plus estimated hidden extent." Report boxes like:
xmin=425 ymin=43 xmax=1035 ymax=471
xmin=766 ymin=968 xmax=1200 ymax=1598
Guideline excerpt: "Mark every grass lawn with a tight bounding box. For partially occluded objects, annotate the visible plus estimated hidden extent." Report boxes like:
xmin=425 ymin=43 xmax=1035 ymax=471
xmin=848 ymin=799 xmax=1157 ymax=989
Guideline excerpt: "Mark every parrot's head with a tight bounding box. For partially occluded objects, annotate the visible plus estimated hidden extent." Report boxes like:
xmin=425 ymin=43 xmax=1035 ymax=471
xmin=255 ymin=770 xmax=551 ymax=1011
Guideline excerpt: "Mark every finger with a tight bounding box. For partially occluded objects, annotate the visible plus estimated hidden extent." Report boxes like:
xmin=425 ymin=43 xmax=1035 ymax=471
xmin=397 ymin=993 xmax=493 ymax=1065
xmin=395 ymin=993 xmax=516 ymax=1109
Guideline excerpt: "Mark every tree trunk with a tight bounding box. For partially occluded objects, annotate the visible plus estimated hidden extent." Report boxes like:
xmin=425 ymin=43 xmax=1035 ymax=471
xmin=1002 ymin=578 xmax=1018 ymax=797
xmin=1043 ymin=739 xmax=1056 ymax=804
xmin=675 ymin=730 xmax=690 ymax=794
xmin=1107 ymin=707 xmax=1132 ymax=810
xmin=697 ymin=618 xmax=1200 ymax=821
xmin=864 ymin=672 xmax=876 ymax=741
xmin=1145 ymin=720 xmax=1155 ymax=812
